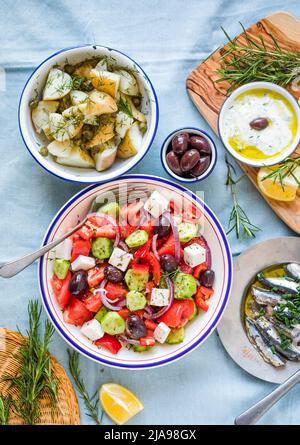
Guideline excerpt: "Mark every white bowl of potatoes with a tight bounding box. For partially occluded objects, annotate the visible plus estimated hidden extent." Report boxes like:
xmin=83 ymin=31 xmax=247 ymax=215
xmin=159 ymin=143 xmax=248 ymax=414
xmin=19 ymin=45 xmax=159 ymax=183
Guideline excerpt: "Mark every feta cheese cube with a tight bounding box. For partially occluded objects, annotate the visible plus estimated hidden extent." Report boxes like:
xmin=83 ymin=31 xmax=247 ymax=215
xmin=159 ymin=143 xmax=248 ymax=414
xmin=71 ymin=255 xmax=96 ymax=271
xmin=55 ymin=238 xmax=73 ymax=260
xmin=154 ymin=322 xmax=171 ymax=344
xmin=109 ymin=247 xmax=133 ymax=272
xmin=80 ymin=319 xmax=104 ymax=341
xmin=144 ymin=191 xmax=170 ymax=218
xmin=184 ymin=243 xmax=206 ymax=268
xmin=150 ymin=288 xmax=170 ymax=307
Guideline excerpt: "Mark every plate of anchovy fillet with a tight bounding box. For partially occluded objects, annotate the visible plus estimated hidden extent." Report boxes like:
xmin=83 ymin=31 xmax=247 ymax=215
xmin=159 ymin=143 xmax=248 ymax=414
xmin=217 ymin=237 xmax=300 ymax=383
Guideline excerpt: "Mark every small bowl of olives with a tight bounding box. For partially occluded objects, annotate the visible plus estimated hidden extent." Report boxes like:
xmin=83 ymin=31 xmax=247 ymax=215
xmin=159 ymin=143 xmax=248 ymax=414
xmin=161 ymin=127 xmax=217 ymax=183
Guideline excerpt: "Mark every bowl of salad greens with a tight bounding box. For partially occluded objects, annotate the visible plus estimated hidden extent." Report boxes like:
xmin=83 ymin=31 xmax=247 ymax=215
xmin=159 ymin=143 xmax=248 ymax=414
xmin=19 ymin=45 xmax=159 ymax=183
xmin=39 ymin=175 xmax=232 ymax=369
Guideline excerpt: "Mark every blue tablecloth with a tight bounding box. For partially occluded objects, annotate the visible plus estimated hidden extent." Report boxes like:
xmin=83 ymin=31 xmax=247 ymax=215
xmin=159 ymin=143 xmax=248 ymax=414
xmin=0 ymin=0 xmax=299 ymax=425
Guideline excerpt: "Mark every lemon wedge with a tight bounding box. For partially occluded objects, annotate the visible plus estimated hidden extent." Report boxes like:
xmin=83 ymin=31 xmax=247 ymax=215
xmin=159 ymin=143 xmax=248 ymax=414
xmin=257 ymin=166 xmax=299 ymax=202
xmin=99 ymin=383 xmax=143 ymax=425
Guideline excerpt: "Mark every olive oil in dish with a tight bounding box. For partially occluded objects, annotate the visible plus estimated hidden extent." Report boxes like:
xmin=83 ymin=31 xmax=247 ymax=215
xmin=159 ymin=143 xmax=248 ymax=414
xmin=223 ymin=89 xmax=298 ymax=161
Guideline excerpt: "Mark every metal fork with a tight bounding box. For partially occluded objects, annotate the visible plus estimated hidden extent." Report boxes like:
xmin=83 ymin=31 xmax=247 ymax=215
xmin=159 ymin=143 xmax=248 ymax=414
xmin=0 ymin=184 xmax=150 ymax=279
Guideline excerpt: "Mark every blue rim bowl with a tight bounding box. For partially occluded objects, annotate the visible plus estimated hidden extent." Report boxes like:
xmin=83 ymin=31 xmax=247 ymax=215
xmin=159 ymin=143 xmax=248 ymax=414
xmin=161 ymin=127 xmax=217 ymax=183
xmin=18 ymin=44 xmax=159 ymax=184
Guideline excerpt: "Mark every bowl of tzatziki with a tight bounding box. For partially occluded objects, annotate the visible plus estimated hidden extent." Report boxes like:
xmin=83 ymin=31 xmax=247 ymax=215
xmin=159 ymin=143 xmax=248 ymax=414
xmin=218 ymin=81 xmax=300 ymax=167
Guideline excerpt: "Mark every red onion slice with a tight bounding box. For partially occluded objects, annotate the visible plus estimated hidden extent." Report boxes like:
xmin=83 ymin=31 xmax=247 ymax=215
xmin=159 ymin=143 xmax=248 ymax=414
xmin=151 ymin=234 xmax=160 ymax=261
xmin=163 ymin=211 xmax=180 ymax=263
xmin=118 ymin=240 xmax=129 ymax=252
xmin=94 ymin=279 xmax=125 ymax=310
xmin=119 ymin=335 xmax=140 ymax=345
xmin=144 ymin=276 xmax=174 ymax=319
xmin=200 ymin=235 xmax=212 ymax=268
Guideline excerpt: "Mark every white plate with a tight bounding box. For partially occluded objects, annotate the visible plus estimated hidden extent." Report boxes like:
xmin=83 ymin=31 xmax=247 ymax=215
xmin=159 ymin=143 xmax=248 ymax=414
xmin=217 ymin=237 xmax=300 ymax=383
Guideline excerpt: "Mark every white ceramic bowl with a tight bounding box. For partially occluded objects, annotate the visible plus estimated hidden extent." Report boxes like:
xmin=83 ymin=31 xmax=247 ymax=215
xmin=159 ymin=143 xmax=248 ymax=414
xmin=38 ymin=175 xmax=232 ymax=369
xmin=161 ymin=127 xmax=217 ymax=183
xmin=218 ymin=81 xmax=300 ymax=167
xmin=19 ymin=45 xmax=159 ymax=183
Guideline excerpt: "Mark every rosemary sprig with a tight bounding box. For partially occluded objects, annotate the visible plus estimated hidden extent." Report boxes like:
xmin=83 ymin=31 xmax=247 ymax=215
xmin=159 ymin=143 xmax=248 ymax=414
xmin=68 ymin=350 xmax=102 ymax=425
xmin=225 ymin=155 xmax=260 ymax=239
xmin=216 ymin=24 xmax=300 ymax=93
xmin=0 ymin=395 xmax=12 ymax=425
xmin=262 ymin=155 xmax=300 ymax=190
xmin=2 ymin=301 xmax=58 ymax=425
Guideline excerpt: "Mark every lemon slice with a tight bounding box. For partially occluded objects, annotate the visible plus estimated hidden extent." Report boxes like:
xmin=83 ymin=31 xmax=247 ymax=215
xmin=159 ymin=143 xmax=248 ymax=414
xmin=99 ymin=383 xmax=143 ymax=425
xmin=257 ymin=166 xmax=299 ymax=202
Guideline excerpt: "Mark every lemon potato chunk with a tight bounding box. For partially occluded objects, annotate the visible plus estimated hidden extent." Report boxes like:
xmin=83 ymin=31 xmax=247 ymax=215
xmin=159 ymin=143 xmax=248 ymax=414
xmin=70 ymin=90 xmax=89 ymax=105
xmin=257 ymin=166 xmax=300 ymax=202
xmin=31 ymin=100 xmax=59 ymax=133
xmin=115 ymin=111 xmax=134 ymax=138
xmin=85 ymin=90 xmax=118 ymax=117
xmin=73 ymin=62 xmax=93 ymax=78
xmin=49 ymin=112 xmax=83 ymax=142
xmin=119 ymin=93 xmax=146 ymax=123
xmin=47 ymin=140 xmax=73 ymax=158
xmin=117 ymin=122 xmax=143 ymax=159
xmin=85 ymin=118 xmax=115 ymax=148
xmin=93 ymin=139 xmax=118 ymax=172
xmin=56 ymin=145 xmax=95 ymax=168
xmin=115 ymin=69 xmax=139 ymax=96
xmin=43 ymin=68 xmax=72 ymax=100
xmin=90 ymin=69 xmax=120 ymax=98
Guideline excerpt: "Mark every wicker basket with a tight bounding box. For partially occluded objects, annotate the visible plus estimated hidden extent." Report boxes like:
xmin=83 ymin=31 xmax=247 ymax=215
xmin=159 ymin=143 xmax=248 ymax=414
xmin=0 ymin=328 xmax=80 ymax=425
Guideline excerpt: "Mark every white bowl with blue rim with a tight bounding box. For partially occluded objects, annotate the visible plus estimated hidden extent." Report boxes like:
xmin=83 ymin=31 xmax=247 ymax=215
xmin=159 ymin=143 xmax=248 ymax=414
xmin=19 ymin=45 xmax=159 ymax=183
xmin=39 ymin=175 xmax=232 ymax=369
xmin=161 ymin=127 xmax=217 ymax=183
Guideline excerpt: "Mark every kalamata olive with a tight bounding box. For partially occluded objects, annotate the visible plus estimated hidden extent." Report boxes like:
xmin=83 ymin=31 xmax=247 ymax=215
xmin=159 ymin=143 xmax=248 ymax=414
xmin=154 ymin=215 xmax=171 ymax=239
xmin=172 ymin=132 xmax=189 ymax=155
xmin=166 ymin=151 xmax=183 ymax=176
xmin=104 ymin=265 xmax=124 ymax=283
xmin=180 ymin=149 xmax=200 ymax=172
xmin=249 ymin=117 xmax=269 ymax=130
xmin=200 ymin=269 xmax=215 ymax=288
xmin=69 ymin=270 xmax=88 ymax=296
xmin=160 ymin=254 xmax=178 ymax=272
xmin=126 ymin=314 xmax=147 ymax=340
xmin=190 ymin=135 xmax=211 ymax=154
xmin=190 ymin=155 xmax=211 ymax=177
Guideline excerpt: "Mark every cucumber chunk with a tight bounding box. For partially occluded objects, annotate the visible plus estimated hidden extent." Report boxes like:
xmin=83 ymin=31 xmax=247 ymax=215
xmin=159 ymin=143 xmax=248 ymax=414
xmin=126 ymin=291 xmax=147 ymax=311
xmin=53 ymin=259 xmax=70 ymax=279
xmin=178 ymin=222 xmax=198 ymax=243
xmin=133 ymin=345 xmax=151 ymax=352
xmin=94 ymin=306 xmax=108 ymax=323
xmin=166 ymin=327 xmax=185 ymax=344
xmin=92 ymin=237 xmax=113 ymax=259
xmin=98 ymin=202 xmax=120 ymax=218
xmin=174 ymin=272 xmax=197 ymax=299
xmin=125 ymin=269 xmax=149 ymax=292
xmin=101 ymin=311 xmax=125 ymax=335
xmin=125 ymin=230 xmax=149 ymax=248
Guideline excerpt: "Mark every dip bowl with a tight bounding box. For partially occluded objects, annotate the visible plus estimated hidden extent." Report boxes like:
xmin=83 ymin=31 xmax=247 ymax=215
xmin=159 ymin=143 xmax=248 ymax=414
xmin=218 ymin=81 xmax=300 ymax=167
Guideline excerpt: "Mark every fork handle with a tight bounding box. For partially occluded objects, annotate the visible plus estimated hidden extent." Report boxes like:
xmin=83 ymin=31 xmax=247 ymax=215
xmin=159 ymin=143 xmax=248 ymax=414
xmin=0 ymin=219 xmax=86 ymax=278
xmin=235 ymin=368 xmax=300 ymax=425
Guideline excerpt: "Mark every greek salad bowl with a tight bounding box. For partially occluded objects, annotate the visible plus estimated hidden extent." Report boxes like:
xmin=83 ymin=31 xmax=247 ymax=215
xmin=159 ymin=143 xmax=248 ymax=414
xmin=19 ymin=45 xmax=159 ymax=183
xmin=39 ymin=175 xmax=232 ymax=369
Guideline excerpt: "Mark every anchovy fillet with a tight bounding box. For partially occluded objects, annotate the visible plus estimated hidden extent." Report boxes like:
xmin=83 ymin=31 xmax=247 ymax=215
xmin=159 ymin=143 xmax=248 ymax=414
xmin=257 ymin=273 xmax=300 ymax=295
xmin=245 ymin=318 xmax=285 ymax=368
xmin=255 ymin=316 xmax=300 ymax=361
xmin=251 ymin=286 xmax=285 ymax=306
xmin=273 ymin=319 xmax=300 ymax=340
xmin=285 ymin=263 xmax=300 ymax=281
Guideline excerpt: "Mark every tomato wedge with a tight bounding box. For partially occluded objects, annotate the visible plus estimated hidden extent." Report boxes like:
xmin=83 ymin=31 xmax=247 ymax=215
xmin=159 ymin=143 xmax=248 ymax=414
xmin=193 ymin=263 xmax=208 ymax=279
xmin=95 ymin=334 xmax=122 ymax=354
xmin=51 ymin=271 xmax=72 ymax=309
xmin=105 ymin=283 xmax=127 ymax=300
xmin=120 ymin=201 xmax=144 ymax=227
xmin=63 ymin=297 xmax=94 ymax=326
xmin=87 ymin=265 xmax=106 ymax=288
xmin=71 ymin=239 xmax=91 ymax=262
xmin=159 ymin=300 xmax=195 ymax=328
xmin=147 ymin=252 xmax=161 ymax=286
xmin=94 ymin=224 xmax=116 ymax=238
xmin=83 ymin=291 xmax=103 ymax=313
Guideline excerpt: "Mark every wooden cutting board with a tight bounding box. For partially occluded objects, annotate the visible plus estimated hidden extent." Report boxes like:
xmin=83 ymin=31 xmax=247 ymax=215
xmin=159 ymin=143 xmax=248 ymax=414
xmin=186 ymin=11 xmax=300 ymax=234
